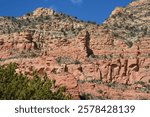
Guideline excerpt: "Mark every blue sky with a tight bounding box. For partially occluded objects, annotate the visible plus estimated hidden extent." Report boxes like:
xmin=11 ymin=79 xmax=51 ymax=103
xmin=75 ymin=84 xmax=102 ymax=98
xmin=0 ymin=0 xmax=132 ymax=24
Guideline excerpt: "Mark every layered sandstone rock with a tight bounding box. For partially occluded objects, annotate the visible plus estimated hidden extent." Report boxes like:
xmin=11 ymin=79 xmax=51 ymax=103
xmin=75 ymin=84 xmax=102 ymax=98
xmin=0 ymin=0 xmax=150 ymax=99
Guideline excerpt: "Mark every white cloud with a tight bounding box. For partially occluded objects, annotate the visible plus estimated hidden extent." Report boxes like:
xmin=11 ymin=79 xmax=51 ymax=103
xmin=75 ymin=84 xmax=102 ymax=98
xmin=70 ymin=0 xmax=83 ymax=4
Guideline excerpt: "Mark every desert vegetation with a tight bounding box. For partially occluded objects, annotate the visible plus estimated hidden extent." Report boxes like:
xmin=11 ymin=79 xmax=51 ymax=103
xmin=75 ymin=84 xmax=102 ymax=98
xmin=0 ymin=63 xmax=71 ymax=100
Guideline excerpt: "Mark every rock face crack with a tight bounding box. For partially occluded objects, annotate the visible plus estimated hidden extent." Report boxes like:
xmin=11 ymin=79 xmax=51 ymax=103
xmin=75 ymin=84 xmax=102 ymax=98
xmin=78 ymin=31 xmax=94 ymax=57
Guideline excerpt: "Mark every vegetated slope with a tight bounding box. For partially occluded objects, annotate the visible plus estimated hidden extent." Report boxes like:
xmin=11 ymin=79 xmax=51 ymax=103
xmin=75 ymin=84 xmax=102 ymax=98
xmin=0 ymin=0 xmax=150 ymax=100
xmin=0 ymin=63 xmax=71 ymax=100
xmin=0 ymin=8 xmax=97 ymax=39
xmin=103 ymin=0 xmax=150 ymax=43
xmin=0 ymin=16 xmax=19 ymax=34
xmin=0 ymin=7 xmax=99 ymax=61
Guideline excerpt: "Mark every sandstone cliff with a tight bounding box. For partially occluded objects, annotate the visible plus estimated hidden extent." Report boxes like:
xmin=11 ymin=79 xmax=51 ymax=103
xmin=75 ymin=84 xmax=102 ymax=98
xmin=0 ymin=0 xmax=150 ymax=99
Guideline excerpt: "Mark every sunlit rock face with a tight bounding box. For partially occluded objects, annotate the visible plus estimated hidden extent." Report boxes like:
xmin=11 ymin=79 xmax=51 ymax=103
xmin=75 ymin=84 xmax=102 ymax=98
xmin=0 ymin=0 xmax=150 ymax=99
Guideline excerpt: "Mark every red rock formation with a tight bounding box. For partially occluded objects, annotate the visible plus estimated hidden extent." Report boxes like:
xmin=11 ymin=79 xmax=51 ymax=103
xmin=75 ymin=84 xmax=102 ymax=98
xmin=0 ymin=0 xmax=150 ymax=99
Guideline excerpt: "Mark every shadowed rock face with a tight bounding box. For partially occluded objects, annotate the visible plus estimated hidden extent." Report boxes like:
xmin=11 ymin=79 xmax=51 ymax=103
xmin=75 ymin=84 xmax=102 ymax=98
xmin=77 ymin=30 xmax=94 ymax=57
xmin=0 ymin=1 xmax=150 ymax=99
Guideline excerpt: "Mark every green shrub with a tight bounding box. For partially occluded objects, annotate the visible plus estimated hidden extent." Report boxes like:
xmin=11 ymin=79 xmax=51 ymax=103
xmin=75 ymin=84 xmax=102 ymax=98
xmin=0 ymin=63 xmax=71 ymax=100
xmin=79 ymin=93 xmax=93 ymax=100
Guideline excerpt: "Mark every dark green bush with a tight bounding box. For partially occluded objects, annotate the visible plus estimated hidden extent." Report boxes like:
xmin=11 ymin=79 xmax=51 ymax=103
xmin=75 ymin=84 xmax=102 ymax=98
xmin=0 ymin=63 xmax=71 ymax=100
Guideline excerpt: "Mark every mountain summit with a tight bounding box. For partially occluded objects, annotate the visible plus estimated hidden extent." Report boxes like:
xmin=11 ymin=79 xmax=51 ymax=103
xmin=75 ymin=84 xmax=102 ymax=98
xmin=104 ymin=0 xmax=150 ymax=42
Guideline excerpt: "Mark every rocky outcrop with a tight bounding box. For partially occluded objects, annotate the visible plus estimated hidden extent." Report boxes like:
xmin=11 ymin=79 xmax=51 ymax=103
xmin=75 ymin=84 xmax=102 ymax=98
xmin=33 ymin=8 xmax=55 ymax=17
xmin=0 ymin=0 xmax=150 ymax=99
xmin=77 ymin=30 xmax=94 ymax=57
